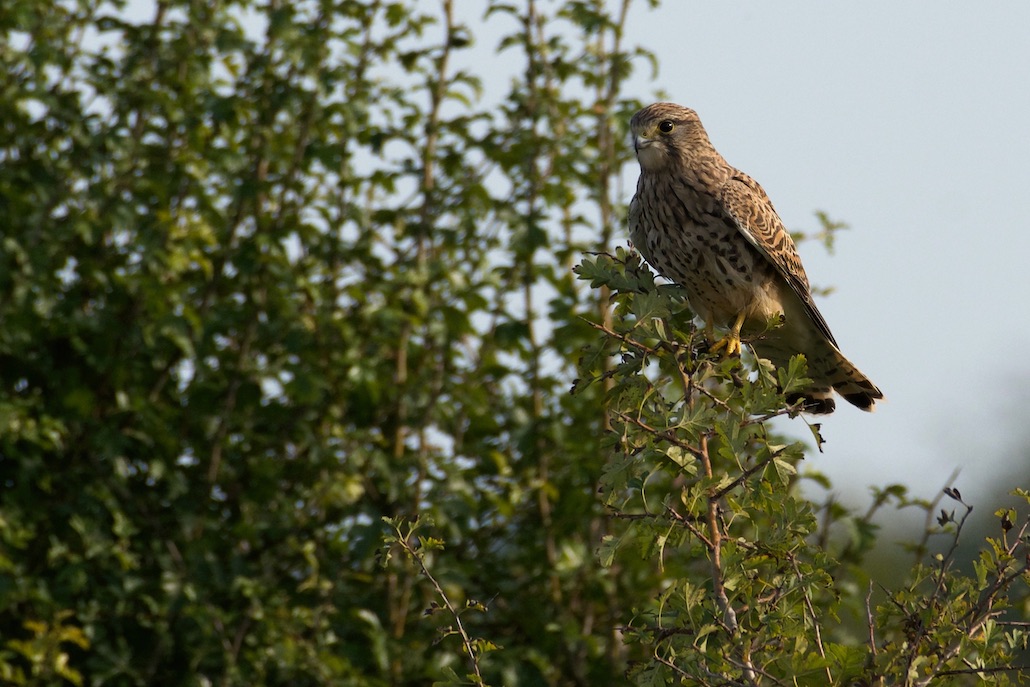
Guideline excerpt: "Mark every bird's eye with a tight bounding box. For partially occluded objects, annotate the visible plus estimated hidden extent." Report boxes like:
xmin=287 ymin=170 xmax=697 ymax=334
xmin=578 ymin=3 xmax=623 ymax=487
xmin=658 ymin=120 xmax=674 ymax=133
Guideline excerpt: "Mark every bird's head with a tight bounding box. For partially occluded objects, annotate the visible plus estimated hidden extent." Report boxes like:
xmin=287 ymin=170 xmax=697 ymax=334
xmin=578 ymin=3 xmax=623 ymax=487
xmin=630 ymin=102 xmax=711 ymax=172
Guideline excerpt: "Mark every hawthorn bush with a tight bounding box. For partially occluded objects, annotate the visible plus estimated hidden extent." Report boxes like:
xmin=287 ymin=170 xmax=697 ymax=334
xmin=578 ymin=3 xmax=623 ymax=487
xmin=572 ymin=249 xmax=1029 ymax=686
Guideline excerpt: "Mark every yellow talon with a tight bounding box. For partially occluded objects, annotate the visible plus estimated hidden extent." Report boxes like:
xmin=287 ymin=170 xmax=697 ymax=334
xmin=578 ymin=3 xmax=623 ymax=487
xmin=708 ymin=311 xmax=747 ymax=358
xmin=709 ymin=333 xmax=741 ymax=357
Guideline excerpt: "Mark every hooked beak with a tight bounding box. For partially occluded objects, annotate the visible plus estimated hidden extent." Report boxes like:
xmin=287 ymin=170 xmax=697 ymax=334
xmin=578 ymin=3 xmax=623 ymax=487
xmin=633 ymin=133 xmax=653 ymax=154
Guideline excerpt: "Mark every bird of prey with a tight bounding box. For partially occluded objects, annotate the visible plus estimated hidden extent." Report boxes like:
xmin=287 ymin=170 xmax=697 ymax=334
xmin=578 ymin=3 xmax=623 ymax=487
xmin=628 ymin=102 xmax=882 ymax=413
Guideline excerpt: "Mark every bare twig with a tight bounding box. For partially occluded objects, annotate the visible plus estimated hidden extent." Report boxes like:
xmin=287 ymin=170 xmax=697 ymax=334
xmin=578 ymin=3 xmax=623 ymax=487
xmin=698 ymin=434 xmax=738 ymax=634
xmin=652 ymin=652 xmax=750 ymax=687
xmin=935 ymin=664 xmax=1030 ymax=677
xmin=713 ymin=451 xmax=780 ymax=500
xmin=789 ymin=557 xmax=832 ymax=684
xmin=911 ymin=469 xmax=961 ymax=565
xmin=394 ymin=529 xmax=487 ymax=685
xmin=866 ymin=580 xmax=878 ymax=658
xmin=612 ymin=411 xmax=703 ymax=457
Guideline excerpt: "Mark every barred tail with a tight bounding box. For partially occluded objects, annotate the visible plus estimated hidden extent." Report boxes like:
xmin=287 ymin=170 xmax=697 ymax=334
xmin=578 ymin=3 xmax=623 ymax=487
xmin=753 ymin=338 xmax=883 ymax=414
xmin=824 ymin=349 xmax=883 ymax=412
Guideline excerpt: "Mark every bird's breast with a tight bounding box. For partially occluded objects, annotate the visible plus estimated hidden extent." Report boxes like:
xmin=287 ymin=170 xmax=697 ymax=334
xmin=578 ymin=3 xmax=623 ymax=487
xmin=632 ymin=175 xmax=783 ymax=327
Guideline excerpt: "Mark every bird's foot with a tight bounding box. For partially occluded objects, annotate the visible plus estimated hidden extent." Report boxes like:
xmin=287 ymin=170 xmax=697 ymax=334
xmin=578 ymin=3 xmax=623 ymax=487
xmin=708 ymin=332 xmax=742 ymax=358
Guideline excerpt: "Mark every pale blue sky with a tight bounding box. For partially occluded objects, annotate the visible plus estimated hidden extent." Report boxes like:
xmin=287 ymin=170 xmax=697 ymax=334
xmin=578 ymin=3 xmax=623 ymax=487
xmin=618 ymin=2 xmax=1030 ymax=514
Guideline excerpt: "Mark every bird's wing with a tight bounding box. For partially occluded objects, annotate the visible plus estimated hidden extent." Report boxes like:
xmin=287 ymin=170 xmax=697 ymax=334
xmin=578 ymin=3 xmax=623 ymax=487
xmin=627 ymin=192 xmax=657 ymax=268
xmin=719 ymin=172 xmax=838 ymax=348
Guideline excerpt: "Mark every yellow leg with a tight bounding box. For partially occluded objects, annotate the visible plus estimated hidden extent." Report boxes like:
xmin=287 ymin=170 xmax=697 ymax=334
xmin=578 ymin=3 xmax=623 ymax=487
xmin=709 ymin=311 xmax=746 ymax=357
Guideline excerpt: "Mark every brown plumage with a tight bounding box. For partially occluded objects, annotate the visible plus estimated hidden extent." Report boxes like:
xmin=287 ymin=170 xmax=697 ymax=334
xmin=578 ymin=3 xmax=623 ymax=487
xmin=628 ymin=102 xmax=883 ymax=413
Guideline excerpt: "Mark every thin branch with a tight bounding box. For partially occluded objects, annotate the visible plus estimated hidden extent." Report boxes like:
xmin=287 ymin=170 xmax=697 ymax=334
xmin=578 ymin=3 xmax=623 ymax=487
xmin=666 ymin=506 xmax=714 ymax=549
xmin=612 ymin=411 xmax=703 ymax=457
xmin=866 ymin=581 xmax=878 ymax=658
xmin=652 ymin=652 xmax=749 ymax=687
xmin=789 ymin=557 xmax=831 ymax=684
xmin=1004 ymin=515 xmax=1030 ymax=555
xmin=723 ymin=651 xmax=788 ymax=687
xmin=935 ymin=664 xmax=1030 ymax=677
xmin=713 ymin=451 xmax=780 ymax=500
xmin=911 ymin=469 xmax=961 ymax=565
xmin=585 ymin=318 xmax=661 ymax=356
xmin=698 ymin=434 xmax=738 ymax=634
xmin=396 ymin=534 xmax=486 ymax=685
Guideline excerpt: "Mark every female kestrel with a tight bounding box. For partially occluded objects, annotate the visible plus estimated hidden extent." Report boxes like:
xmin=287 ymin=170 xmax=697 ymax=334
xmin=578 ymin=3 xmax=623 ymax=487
xmin=628 ymin=102 xmax=883 ymax=413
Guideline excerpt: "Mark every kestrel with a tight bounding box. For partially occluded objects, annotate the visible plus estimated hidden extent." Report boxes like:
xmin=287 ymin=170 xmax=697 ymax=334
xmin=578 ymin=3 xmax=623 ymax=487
xmin=628 ymin=102 xmax=882 ymax=413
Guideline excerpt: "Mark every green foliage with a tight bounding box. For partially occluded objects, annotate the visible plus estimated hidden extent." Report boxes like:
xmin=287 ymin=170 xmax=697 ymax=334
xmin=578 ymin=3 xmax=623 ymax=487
xmin=0 ymin=1 xmax=1026 ymax=686
xmin=2 ymin=612 xmax=89 ymax=686
xmin=0 ymin=0 xmax=654 ymax=684
xmin=575 ymin=250 xmax=1030 ymax=686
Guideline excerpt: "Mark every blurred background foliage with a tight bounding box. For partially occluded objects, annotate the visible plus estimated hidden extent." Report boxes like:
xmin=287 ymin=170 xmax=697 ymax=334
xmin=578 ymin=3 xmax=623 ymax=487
xmin=0 ymin=1 xmax=1025 ymax=685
